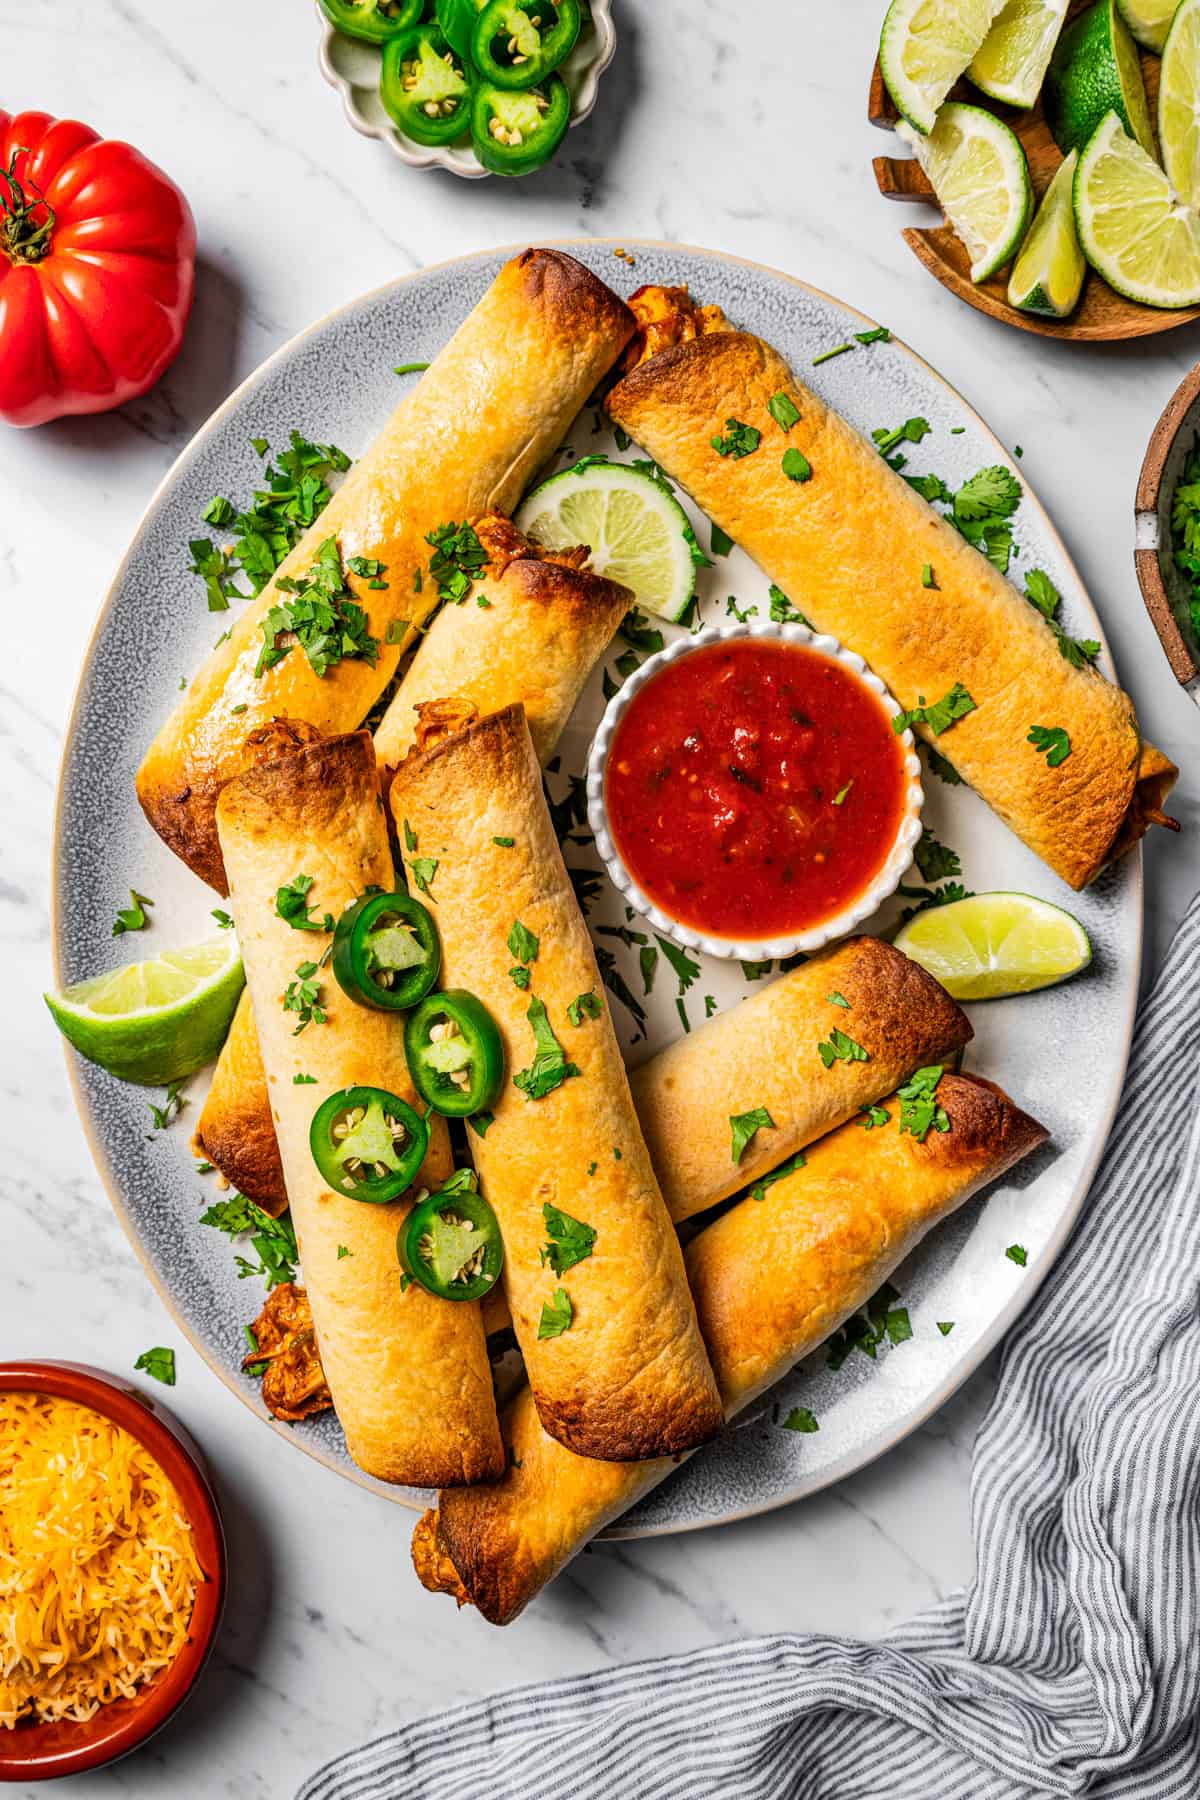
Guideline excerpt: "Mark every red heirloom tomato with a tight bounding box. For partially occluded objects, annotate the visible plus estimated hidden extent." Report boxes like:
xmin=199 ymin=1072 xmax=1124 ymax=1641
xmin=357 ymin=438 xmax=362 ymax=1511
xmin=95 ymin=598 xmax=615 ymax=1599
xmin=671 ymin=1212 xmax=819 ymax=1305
xmin=0 ymin=110 xmax=196 ymax=428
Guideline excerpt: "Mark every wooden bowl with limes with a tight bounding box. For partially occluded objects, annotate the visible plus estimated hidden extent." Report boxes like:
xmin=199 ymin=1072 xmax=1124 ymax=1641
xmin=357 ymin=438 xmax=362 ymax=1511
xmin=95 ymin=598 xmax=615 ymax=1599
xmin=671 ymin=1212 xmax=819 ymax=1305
xmin=868 ymin=0 xmax=1200 ymax=342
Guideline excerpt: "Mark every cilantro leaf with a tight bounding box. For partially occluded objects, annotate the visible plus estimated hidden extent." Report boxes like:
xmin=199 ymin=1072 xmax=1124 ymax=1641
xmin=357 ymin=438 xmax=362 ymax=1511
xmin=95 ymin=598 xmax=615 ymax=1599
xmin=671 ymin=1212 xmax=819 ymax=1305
xmin=872 ymin=417 xmax=930 ymax=458
xmin=747 ymin=1150 xmax=805 ymax=1202
xmin=540 ymin=1203 xmax=597 ymax=1275
xmin=256 ymin=536 xmax=380 ymax=679
xmin=567 ymin=991 xmax=603 ymax=1027
xmin=817 ymin=1029 xmax=868 ymax=1069
xmin=952 ymin=464 xmax=1022 ymax=522
xmin=655 ymin=934 xmax=700 ymax=994
xmin=924 ymin=745 xmax=963 ymax=786
xmin=407 ymin=856 xmax=438 ymax=895
xmin=782 ymin=1406 xmax=819 ymax=1433
xmin=938 ymin=1320 xmax=955 ymax=1335
xmin=134 ymin=1347 xmax=176 ymax=1387
xmin=1024 ymin=568 xmax=1062 ymax=619
xmin=859 ymin=1105 xmax=891 ymax=1130
xmin=711 ymin=522 xmax=734 ymax=557
xmin=619 ymin=608 xmax=665 ymax=655
xmin=275 ymin=873 xmax=334 ymax=933
xmin=200 ymin=1192 xmax=299 ymax=1288
xmin=913 ymin=829 xmax=961 ymax=884
xmin=537 ymin=1287 xmax=574 ymax=1340
xmin=508 ymin=919 xmax=539 ymax=965
xmin=1028 ymin=725 xmax=1071 ymax=767
xmin=893 ymin=683 xmax=977 ymax=737
xmin=768 ymin=392 xmax=801 ymax=432
xmin=711 ymin=418 xmax=761 ymax=459
xmin=1007 ymin=1243 xmax=1028 ymax=1266
xmin=782 ymin=447 xmax=812 ymax=484
xmin=730 ymin=1106 xmax=776 ymax=1164
xmin=426 ymin=520 xmax=488 ymax=604
xmin=513 ymin=998 xmax=581 ymax=1101
xmin=283 ymin=962 xmax=326 ymax=1033
xmin=897 ymin=1065 xmax=950 ymax=1142
xmin=112 ymin=889 xmax=153 ymax=937
xmin=768 ymin=583 xmax=811 ymax=626
xmin=148 ymin=1081 xmax=186 ymax=1132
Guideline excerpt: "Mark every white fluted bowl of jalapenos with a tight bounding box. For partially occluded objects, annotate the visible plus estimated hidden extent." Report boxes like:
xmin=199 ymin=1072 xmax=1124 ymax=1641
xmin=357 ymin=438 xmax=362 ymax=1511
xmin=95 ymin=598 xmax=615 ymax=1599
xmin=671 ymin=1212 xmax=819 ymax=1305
xmin=316 ymin=0 xmax=616 ymax=179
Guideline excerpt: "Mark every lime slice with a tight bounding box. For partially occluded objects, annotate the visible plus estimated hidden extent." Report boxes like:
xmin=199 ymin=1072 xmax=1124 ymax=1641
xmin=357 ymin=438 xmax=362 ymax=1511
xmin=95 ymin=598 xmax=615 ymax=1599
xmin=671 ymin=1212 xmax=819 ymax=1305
xmin=1115 ymin=0 xmax=1178 ymax=52
xmin=969 ymin=0 xmax=1071 ymax=108
xmin=894 ymin=892 xmax=1091 ymax=999
xmin=1075 ymin=110 xmax=1200 ymax=307
xmin=46 ymin=936 xmax=245 ymax=1086
xmin=1160 ymin=0 xmax=1200 ymax=211
xmin=897 ymin=103 xmax=1033 ymax=281
xmin=515 ymin=459 xmax=698 ymax=622
xmin=1044 ymin=0 xmax=1156 ymax=159
xmin=880 ymin=0 xmax=1008 ymax=134
xmin=1008 ymin=150 xmax=1087 ymax=315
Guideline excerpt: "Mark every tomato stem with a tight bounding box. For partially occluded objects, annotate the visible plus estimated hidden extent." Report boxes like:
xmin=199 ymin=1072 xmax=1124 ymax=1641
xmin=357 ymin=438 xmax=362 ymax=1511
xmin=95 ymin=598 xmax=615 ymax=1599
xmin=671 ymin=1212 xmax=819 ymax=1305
xmin=0 ymin=147 xmax=55 ymax=265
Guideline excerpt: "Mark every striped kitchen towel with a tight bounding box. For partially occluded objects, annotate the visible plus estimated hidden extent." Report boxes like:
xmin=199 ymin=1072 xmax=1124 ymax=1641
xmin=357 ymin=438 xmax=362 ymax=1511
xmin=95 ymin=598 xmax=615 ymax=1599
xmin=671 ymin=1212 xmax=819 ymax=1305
xmin=300 ymin=892 xmax=1200 ymax=1800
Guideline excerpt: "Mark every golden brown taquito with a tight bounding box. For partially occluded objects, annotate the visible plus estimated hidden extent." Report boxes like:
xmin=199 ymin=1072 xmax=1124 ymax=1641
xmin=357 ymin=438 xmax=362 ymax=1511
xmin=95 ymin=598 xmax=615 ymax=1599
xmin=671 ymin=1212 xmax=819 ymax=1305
xmin=139 ymin=250 xmax=634 ymax=892
xmin=373 ymin=515 xmax=630 ymax=774
xmin=414 ymin=1073 xmax=1047 ymax=1623
xmin=607 ymin=314 xmax=1176 ymax=890
xmin=196 ymin=522 xmax=630 ymax=1203
xmin=216 ymin=732 xmax=503 ymax=1487
xmin=634 ymin=934 xmax=970 ymax=1224
xmin=389 ymin=704 xmax=725 ymax=1462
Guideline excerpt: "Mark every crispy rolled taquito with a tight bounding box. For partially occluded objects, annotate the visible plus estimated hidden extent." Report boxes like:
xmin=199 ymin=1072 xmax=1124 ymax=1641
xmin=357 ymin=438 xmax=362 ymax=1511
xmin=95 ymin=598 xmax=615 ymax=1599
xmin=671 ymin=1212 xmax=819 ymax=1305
xmin=414 ymin=1072 xmax=1047 ymax=1623
xmin=139 ymin=249 xmax=634 ymax=893
xmin=196 ymin=521 xmax=631 ymax=1202
xmin=373 ymin=515 xmax=630 ymax=775
xmin=634 ymin=934 xmax=970 ymax=1224
xmin=216 ymin=731 xmax=504 ymax=1487
xmin=390 ymin=704 xmax=725 ymax=1462
xmin=607 ymin=295 xmax=1177 ymax=891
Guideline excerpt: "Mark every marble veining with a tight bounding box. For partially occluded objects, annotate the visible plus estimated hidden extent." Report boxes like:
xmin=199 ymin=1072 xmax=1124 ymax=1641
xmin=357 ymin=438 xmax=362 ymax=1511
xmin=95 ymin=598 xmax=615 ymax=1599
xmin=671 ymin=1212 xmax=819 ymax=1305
xmin=3 ymin=2 xmax=1199 ymax=1794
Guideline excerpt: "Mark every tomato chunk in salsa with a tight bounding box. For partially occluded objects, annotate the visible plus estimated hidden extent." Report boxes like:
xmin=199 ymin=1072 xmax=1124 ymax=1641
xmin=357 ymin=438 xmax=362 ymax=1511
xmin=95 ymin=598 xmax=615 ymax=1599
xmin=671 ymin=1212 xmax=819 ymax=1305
xmin=604 ymin=640 xmax=908 ymax=942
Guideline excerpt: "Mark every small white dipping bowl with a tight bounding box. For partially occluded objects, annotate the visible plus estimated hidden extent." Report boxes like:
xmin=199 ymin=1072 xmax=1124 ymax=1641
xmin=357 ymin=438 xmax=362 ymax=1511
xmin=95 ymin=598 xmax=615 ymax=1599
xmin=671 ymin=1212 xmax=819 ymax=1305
xmin=586 ymin=622 xmax=925 ymax=964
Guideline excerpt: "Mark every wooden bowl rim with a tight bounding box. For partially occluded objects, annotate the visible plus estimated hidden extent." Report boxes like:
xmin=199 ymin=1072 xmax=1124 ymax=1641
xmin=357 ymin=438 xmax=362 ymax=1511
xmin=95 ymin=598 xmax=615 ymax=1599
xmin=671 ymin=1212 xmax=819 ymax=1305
xmin=0 ymin=1361 xmax=226 ymax=1782
xmin=1134 ymin=362 xmax=1200 ymax=686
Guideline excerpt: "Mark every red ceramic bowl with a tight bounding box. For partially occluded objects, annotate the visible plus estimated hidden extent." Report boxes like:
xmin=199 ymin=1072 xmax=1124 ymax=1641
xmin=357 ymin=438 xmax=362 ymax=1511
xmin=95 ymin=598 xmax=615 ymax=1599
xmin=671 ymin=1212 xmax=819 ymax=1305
xmin=0 ymin=1361 xmax=226 ymax=1782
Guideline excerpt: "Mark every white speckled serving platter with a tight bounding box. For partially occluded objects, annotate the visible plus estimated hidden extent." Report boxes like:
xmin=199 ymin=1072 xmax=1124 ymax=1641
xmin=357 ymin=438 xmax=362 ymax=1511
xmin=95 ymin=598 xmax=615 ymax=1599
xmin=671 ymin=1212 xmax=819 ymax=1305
xmin=53 ymin=242 xmax=1139 ymax=1537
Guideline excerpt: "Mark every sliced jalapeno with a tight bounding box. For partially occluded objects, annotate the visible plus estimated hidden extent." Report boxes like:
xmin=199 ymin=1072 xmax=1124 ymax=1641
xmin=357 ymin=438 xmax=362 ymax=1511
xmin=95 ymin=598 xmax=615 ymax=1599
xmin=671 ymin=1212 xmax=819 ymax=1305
xmin=382 ymin=23 xmax=474 ymax=144
xmin=332 ymin=890 xmax=440 ymax=1013
xmin=404 ymin=989 xmax=504 ymax=1117
xmin=310 ymin=1086 xmax=429 ymax=1203
xmin=434 ymin=0 xmax=486 ymax=56
xmin=321 ymin=0 xmax=423 ymax=43
xmin=471 ymin=0 xmax=580 ymax=88
xmin=470 ymin=74 xmax=570 ymax=174
xmin=400 ymin=1170 xmax=504 ymax=1301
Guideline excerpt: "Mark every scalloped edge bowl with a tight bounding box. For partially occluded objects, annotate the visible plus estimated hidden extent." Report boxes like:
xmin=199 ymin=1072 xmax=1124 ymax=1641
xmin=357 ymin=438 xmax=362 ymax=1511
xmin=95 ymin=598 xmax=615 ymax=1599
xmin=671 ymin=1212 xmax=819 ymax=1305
xmin=316 ymin=0 xmax=616 ymax=178
xmin=586 ymin=622 xmax=925 ymax=963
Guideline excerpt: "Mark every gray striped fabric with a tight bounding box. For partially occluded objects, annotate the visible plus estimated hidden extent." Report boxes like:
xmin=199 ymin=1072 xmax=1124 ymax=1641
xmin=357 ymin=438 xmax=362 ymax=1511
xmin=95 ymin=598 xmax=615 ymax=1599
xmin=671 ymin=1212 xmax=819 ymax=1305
xmin=300 ymin=893 xmax=1200 ymax=1800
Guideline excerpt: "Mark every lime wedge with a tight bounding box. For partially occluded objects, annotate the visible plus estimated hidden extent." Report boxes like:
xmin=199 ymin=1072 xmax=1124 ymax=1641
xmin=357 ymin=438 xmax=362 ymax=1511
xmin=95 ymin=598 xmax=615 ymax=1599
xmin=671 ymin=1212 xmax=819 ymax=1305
xmin=1115 ymin=0 xmax=1178 ymax=51
xmin=880 ymin=0 xmax=1008 ymax=134
xmin=1044 ymin=0 xmax=1156 ymax=160
xmin=515 ymin=459 xmax=698 ymax=622
xmin=969 ymin=0 xmax=1071 ymax=109
xmin=1160 ymin=0 xmax=1200 ymax=211
xmin=1075 ymin=110 xmax=1200 ymax=307
xmin=897 ymin=103 xmax=1033 ymax=281
xmin=46 ymin=936 xmax=245 ymax=1085
xmin=1008 ymin=150 xmax=1087 ymax=315
xmin=894 ymin=892 xmax=1091 ymax=999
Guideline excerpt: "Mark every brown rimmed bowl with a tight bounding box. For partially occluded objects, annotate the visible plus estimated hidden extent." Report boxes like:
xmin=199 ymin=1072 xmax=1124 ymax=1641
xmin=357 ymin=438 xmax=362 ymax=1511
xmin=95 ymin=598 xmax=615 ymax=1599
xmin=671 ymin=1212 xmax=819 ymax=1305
xmin=0 ymin=1361 xmax=226 ymax=1783
xmin=1135 ymin=361 xmax=1200 ymax=692
xmin=868 ymin=1 xmax=1200 ymax=343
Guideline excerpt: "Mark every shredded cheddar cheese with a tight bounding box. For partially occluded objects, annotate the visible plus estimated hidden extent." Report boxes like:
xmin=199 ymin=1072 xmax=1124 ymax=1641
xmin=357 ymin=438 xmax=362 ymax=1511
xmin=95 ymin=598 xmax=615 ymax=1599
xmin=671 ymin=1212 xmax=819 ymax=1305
xmin=0 ymin=1392 xmax=204 ymax=1728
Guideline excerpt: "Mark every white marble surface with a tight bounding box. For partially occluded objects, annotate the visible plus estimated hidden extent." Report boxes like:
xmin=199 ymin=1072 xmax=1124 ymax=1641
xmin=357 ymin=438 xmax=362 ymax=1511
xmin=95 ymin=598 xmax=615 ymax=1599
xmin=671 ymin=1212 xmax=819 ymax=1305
xmin=3 ymin=2 xmax=1199 ymax=1794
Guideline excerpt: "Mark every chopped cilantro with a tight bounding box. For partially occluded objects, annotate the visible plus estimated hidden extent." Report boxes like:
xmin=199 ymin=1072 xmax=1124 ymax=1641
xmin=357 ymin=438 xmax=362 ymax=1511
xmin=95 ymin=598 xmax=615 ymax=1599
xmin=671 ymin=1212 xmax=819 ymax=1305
xmin=768 ymin=391 xmax=801 ymax=432
xmin=711 ymin=522 xmax=734 ymax=557
xmin=748 ymin=1150 xmax=805 ymax=1202
xmin=898 ymin=1065 xmax=950 ymax=1141
xmin=1027 ymin=725 xmax=1071 ymax=767
xmin=640 ymin=946 xmax=659 ymax=994
xmin=619 ymin=608 xmax=665 ymax=655
xmin=200 ymin=1192 xmax=299 ymax=1289
xmin=540 ymin=1203 xmax=597 ymax=1275
xmin=112 ymin=889 xmax=153 ymax=937
xmin=730 ymin=1106 xmax=776 ymax=1163
xmin=256 ymin=536 xmax=379 ymax=679
xmin=134 ymin=1347 xmax=176 ymax=1387
xmin=832 ymin=780 xmax=854 ymax=806
xmin=1024 ymin=568 xmax=1062 ymax=619
xmin=493 ymin=836 xmax=514 ymax=847
xmin=860 ymin=1105 xmax=891 ymax=1130
xmin=741 ymin=960 xmax=773 ymax=980
xmin=782 ymin=447 xmax=812 ymax=484
xmin=513 ymin=997 xmax=580 ymax=1101
xmin=872 ymin=416 xmax=931 ymax=458
xmin=1006 ymin=1243 xmax=1027 ymax=1267
xmin=655 ymin=934 xmax=700 ymax=993
xmin=507 ymin=919 xmax=539 ymax=965
xmin=426 ymin=520 xmax=488 ymax=604
xmin=921 ymin=563 xmax=937 ymax=589
xmin=818 ymin=1029 xmax=868 ymax=1069
xmin=394 ymin=360 xmax=429 ymax=375
xmin=212 ymin=908 xmax=234 ymax=929
xmin=768 ymin=583 xmax=811 ymax=626
xmin=538 ymin=1287 xmax=574 ymax=1340
xmin=283 ymin=962 xmax=326 ymax=1033
xmin=275 ymin=873 xmax=333 ymax=934
xmin=893 ymin=683 xmax=977 ymax=737
xmin=148 ymin=1081 xmax=185 ymax=1132
xmin=676 ymin=995 xmax=690 ymax=1034
xmin=914 ymin=829 xmax=961 ymax=884
xmin=596 ymin=946 xmax=646 ymax=1035
xmin=812 ymin=342 xmax=854 ymax=366
xmin=925 ymin=745 xmax=963 ymax=786
xmin=726 ymin=595 xmax=757 ymax=623
xmin=407 ymin=856 xmax=439 ymax=895
xmin=827 ymin=991 xmax=851 ymax=1008
xmin=937 ymin=1320 xmax=955 ymax=1335
xmin=782 ymin=1406 xmax=819 ymax=1433
xmin=705 ymin=994 xmax=719 ymax=1018
xmin=567 ymin=991 xmax=603 ymax=1027
xmin=953 ymin=464 xmax=1022 ymax=521
xmin=467 ymin=1111 xmax=493 ymax=1139
xmin=509 ymin=966 xmax=531 ymax=990
xmin=710 ymin=418 xmax=761 ymax=459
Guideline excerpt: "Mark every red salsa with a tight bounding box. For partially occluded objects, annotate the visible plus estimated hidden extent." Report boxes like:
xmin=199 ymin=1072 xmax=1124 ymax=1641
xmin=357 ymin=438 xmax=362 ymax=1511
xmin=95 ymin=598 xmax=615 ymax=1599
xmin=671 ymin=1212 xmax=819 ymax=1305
xmin=604 ymin=640 xmax=907 ymax=942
